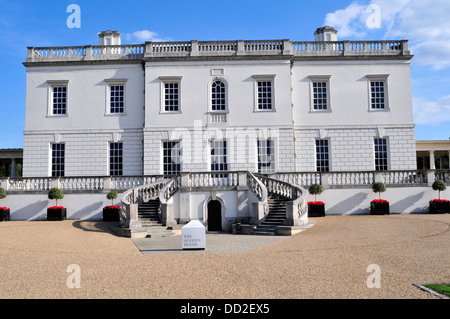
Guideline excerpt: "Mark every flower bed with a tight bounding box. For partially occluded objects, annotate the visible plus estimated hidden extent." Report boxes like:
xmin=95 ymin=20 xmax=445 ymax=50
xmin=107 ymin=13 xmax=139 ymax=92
xmin=370 ymin=199 xmax=389 ymax=215
xmin=102 ymin=205 xmax=121 ymax=222
xmin=47 ymin=206 xmax=67 ymax=221
xmin=429 ymin=199 xmax=450 ymax=214
xmin=307 ymin=201 xmax=325 ymax=217
xmin=0 ymin=207 xmax=10 ymax=222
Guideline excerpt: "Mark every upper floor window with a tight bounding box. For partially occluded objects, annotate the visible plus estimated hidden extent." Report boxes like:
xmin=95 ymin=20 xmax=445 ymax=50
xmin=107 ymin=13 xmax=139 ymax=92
xmin=253 ymin=74 xmax=276 ymax=111
xmin=308 ymin=75 xmax=331 ymax=112
xmin=47 ymin=80 xmax=69 ymax=116
xmin=160 ymin=76 xmax=182 ymax=113
xmin=105 ymin=78 xmax=127 ymax=115
xmin=367 ymin=74 xmax=389 ymax=111
xmin=211 ymin=80 xmax=226 ymax=111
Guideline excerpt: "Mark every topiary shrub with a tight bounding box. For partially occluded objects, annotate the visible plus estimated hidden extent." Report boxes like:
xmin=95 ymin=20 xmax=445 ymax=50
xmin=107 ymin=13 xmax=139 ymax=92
xmin=0 ymin=187 xmax=6 ymax=200
xmin=48 ymin=187 xmax=64 ymax=206
xmin=372 ymin=182 xmax=386 ymax=199
xmin=308 ymin=183 xmax=324 ymax=201
xmin=106 ymin=190 xmax=118 ymax=205
xmin=432 ymin=180 xmax=447 ymax=199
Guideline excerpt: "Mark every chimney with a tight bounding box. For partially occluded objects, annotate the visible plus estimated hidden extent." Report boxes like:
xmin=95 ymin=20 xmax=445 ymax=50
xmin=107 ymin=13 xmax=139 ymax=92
xmin=98 ymin=30 xmax=121 ymax=46
xmin=314 ymin=26 xmax=338 ymax=41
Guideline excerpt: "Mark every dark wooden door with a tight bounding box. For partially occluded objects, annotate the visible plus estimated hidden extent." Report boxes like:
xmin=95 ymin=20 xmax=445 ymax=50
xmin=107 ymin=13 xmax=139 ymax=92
xmin=208 ymin=200 xmax=222 ymax=231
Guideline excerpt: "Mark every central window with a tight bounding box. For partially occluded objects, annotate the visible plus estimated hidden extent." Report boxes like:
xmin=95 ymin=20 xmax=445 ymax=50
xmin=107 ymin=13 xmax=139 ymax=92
xmin=109 ymin=142 xmax=123 ymax=176
xmin=211 ymin=80 xmax=226 ymax=111
xmin=210 ymin=140 xmax=228 ymax=172
xmin=257 ymin=81 xmax=273 ymax=110
xmin=374 ymin=138 xmax=388 ymax=171
xmin=110 ymin=85 xmax=124 ymax=114
xmin=370 ymin=81 xmax=386 ymax=109
xmin=312 ymin=82 xmax=328 ymax=110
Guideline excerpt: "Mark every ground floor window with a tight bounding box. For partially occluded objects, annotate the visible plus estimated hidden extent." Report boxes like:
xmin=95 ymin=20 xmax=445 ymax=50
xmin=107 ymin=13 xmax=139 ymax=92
xmin=211 ymin=140 xmax=228 ymax=172
xmin=316 ymin=139 xmax=330 ymax=172
xmin=109 ymin=142 xmax=123 ymax=176
xmin=257 ymin=139 xmax=275 ymax=173
xmin=51 ymin=143 xmax=65 ymax=177
xmin=163 ymin=141 xmax=181 ymax=175
xmin=374 ymin=138 xmax=388 ymax=171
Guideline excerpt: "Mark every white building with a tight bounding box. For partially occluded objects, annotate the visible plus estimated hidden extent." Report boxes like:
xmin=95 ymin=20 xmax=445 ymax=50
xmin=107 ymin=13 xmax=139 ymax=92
xmin=19 ymin=27 xmax=420 ymax=234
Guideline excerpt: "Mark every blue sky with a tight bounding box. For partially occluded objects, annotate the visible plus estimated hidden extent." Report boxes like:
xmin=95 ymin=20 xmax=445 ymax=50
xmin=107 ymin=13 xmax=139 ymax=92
xmin=0 ymin=0 xmax=449 ymax=148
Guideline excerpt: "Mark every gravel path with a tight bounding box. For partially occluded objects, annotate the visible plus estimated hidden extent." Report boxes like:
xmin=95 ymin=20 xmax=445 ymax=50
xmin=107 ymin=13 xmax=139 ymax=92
xmin=0 ymin=214 xmax=449 ymax=299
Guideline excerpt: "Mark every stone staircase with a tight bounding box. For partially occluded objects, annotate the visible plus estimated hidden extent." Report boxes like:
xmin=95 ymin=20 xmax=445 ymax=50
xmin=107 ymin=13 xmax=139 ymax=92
xmin=251 ymin=194 xmax=288 ymax=236
xmin=138 ymin=199 xmax=179 ymax=238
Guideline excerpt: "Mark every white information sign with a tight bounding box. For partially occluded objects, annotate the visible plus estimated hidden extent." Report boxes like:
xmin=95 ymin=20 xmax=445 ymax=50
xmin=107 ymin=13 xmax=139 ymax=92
xmin=182 ymin=220 xmax=206 ymax=250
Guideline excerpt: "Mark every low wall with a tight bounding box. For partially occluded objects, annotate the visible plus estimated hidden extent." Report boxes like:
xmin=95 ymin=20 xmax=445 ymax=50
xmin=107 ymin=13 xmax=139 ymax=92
xmin=305 ymin=186 xmax=450 ymax=214
xmin=0 ymin=192 xmax=113 ymax=221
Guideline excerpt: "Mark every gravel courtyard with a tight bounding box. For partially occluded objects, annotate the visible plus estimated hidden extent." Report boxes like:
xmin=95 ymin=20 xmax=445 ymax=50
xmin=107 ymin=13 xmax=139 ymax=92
xmin=0 ymin=213 xmax=448 ymax=299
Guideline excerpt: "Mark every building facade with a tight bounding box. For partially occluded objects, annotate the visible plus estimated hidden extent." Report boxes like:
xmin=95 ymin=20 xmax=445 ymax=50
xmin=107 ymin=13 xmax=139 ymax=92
xmin=23 ymin=28 xmax=416 ymax=179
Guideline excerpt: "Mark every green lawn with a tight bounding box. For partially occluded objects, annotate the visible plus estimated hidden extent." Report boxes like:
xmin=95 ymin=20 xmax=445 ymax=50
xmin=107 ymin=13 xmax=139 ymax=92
xmin=425 ymin=284 xmax=450 ymax=297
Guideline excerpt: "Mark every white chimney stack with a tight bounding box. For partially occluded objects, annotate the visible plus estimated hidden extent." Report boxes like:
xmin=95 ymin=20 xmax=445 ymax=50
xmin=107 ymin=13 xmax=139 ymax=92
xmin=314 ymin=26 xmax=338 ymax=42
xmin=98 ymin=30 xmax=121 ymax=46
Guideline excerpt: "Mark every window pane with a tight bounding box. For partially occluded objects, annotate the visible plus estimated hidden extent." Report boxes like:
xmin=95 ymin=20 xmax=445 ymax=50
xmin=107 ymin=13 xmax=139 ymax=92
xmin=316 ymin=139 xmax=329 ymax=172
xmin=109 ymin=142 xmax=123 ymax=176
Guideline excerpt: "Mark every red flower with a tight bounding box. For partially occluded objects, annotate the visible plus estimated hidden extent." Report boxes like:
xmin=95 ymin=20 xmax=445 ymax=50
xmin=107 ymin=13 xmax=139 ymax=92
xmin=48 ymin=206 xmax=65 ymax=209
xmin=371 ymin=199 xmax=389 ymax=204
xmin=308 ymin=201 xmax=325 ymax=206
xmin=104 ymin=206 xmax=121 ymax=210
xmin=430 ymin=199 xmax=450 ymax=203
xmin=0 ymin=207 xmax=10 ymax=211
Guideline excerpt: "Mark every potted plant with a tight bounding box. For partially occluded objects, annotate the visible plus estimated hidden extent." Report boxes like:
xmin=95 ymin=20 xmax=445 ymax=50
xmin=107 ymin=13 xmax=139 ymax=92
xmin=103 ymin=191 xmax=120 ymax=221
xmin=0 ymin=187 xmax=10 ymax=221
xmin=429 ymin=180 xmax=449 ymax=214
xmin=370 ymin=182 xmax=389 ymax=215
xmin=308 ymin=183 xmax=325 ymax=217
xmin=47 ymin=187 xmax=66 ymax=221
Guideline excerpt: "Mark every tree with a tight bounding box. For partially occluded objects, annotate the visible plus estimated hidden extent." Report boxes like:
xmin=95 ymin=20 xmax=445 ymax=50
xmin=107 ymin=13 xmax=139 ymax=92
xmin=372 ymin=182 xmax=386 ymax=199
xmin=308 ymin=183 xmax=324 ymax=201
xmin=107 ymin=191 xmax=118 ymax=206
xmin=48 ymin=187 xmax=64 ymax=206
xmin=432 ymin=180 xmax=447 ymax=199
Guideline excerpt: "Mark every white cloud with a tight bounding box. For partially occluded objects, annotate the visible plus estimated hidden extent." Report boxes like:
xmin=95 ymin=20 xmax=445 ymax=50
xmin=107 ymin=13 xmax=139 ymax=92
xmin=324 ymin=0 xmax=450 ymax=70
xmin=125 ymin=30 xmax=172 ymax=42
xmin=413 ymin=95 xmax=450 ymax=125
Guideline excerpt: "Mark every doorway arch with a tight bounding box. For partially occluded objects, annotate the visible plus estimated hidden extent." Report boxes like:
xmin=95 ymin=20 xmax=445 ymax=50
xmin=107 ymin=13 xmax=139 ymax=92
xmin=207 ymin=200 xmax=222 ymax=231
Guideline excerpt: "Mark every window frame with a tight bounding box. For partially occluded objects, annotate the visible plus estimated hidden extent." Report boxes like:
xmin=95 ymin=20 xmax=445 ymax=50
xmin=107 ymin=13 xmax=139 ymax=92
xmin=210 ymin=140 xmax=228 ymax=172
xmin=105 ymin=78 xmax=127 ymax=115
xmin=366 ymin=74 xmax=390 ymax=111
xmin=47 ymin=80 xmax=69 ymax=117
xmin=308 ymin=75 xmax=332 ymax=112
xmin=210 ymin=78 xmax=227 ymax=112
xmin=252 ymin=74 xmax=276 ymax=112
xmin=159 ymin=76 xmax=182 ymax=113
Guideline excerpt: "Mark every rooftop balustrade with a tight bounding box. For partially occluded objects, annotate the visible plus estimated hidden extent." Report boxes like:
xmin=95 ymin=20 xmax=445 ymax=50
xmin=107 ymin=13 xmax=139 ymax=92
xmin=24 ymin=39 xmax=411 ymax=64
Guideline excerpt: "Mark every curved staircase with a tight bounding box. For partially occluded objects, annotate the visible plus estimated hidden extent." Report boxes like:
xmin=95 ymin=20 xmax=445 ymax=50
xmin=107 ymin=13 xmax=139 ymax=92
xmin=251 ymin=194 xmax=289 ymax=235
xmin=138 ymin=199 xmax=180 ymax=238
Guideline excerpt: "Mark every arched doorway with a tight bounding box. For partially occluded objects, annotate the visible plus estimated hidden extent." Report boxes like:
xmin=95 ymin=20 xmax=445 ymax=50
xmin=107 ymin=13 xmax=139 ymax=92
xmin=207 ymin=200 xmax=222 ymax=231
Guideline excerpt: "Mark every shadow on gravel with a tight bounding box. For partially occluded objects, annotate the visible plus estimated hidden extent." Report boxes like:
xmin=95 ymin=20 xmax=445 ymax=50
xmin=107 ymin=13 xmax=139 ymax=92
xmin=72 ymin=220 xmax=122 ymax=236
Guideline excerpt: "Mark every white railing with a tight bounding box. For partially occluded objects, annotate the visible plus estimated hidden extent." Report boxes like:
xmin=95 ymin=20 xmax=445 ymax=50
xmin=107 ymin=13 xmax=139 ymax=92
xmin=435 ymin=170 xmax=450 ymax=184
xmin=26 ymin=40 xmax=410 ymax=63
xmin=381 ymin=170 xmax=427 ymax=185
xmin=7 ymin=178 xmax=52 ymax=191
xmin=60 ymin=177 xmax=104 ymax=191
xmin=187 ymin=172 xmax=239 ymax=187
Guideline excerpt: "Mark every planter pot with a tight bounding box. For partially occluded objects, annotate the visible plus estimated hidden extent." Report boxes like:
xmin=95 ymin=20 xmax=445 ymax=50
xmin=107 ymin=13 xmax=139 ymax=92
xmin=1 ymin=209 xmax=10 ymax=222
xmin=47 ymin=208 xmax=67 ymax=221
xmin=370 ymin=202 xmax=390 ymax=215
xmin=102 ymin=207 xmax=120 ymax=222
xmin=429 ymin=201 xmax=450 ymax=214
xmin=308 ymin=204 xmax=325 ymax=217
